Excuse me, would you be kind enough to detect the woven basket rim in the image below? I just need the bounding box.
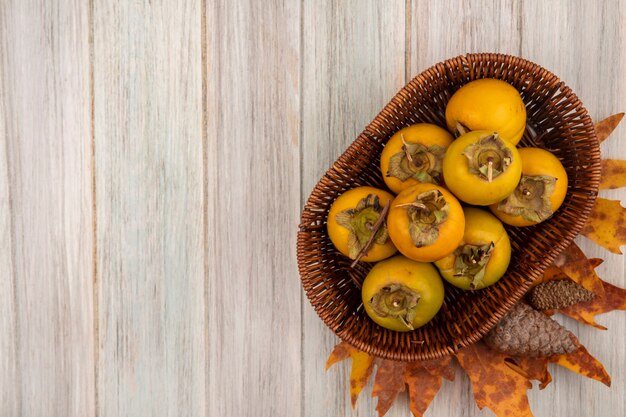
[297,52,600,361]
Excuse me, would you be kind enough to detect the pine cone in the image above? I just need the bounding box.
[528,279,595,310]
[483,303,577,357]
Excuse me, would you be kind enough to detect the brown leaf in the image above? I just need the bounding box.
[560,279,626,330]
[595,113,624,143]
[373,360,406,416]
[420,356,455,381]
[326,341,353,367]
[552,243,605,296]
[326,342,375,407]
[588,258,604,268]
[456,342,534,417]
[405,357,454,417]
[551,342,611,386]
[505,356,552,389]
[581,198,626,254]
[600,159,626,190]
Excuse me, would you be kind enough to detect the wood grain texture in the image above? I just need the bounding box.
[205,1,302,417]
[300,1,406,416]
[410,0,522,76]
[93,1,205,416]
[0,1,94,416]
[0,30,17,416]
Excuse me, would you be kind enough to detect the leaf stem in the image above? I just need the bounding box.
[350,201,391,268]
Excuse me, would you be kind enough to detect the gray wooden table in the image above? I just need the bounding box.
[0,1,624,416]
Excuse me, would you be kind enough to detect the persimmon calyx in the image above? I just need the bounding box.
[498,175,556,222]
[387,135,446,184]
[463,134,512,182]
[335,194,390,259]
[396,190,449,247]
[453,242,495,289]
[368,283,421,330]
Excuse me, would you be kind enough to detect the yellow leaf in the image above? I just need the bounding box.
[456,342,534,417]
[326,342,375,407]
[551,343,611,386]
[581,198,626,254]
[595,113,624,143]
[600,159,626,190]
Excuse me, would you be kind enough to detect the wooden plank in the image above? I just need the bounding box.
[205,1,302,416]
[0,1,94,416]
[300,1,406,416]
[520,1,626,417]
[93,1,205,416]
[410,0,522,77]
[0,38,17,416]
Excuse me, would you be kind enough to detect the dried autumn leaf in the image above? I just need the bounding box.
[326,342,375,407]
[600,159,626,190]
[552,243,604,296]
[505,356,552,389]
[586,258,604,268]
[595,113,624,143]
[551,342,611,386]
[373,360,406,416]
[456,342,533,417]
[404,357,454,417]
[540,258,603,287]
[506,337,612,389]
[581,198,626,254]
[370,356,454,417]
[559,279,626,330]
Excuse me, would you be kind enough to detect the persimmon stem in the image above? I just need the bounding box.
[350,201,391,268]
[401,134,414,165]
[455,121,469,136]
[394,201,428,210]
[487,159,494,183]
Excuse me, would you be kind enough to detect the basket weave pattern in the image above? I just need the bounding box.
[297,53,601,361]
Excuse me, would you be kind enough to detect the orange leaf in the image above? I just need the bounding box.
[456,342,533,417]
[505,356,552,389]
[595,113,624,143]
[581,198,626,254]
[600,159,626,190]
[405,357,454,417]
[559,279,626,330]
[552,243,604,296]
[326,341,353,368]
[540,258,603,287]
[373,360,406,416]
[326,342,375,407]
[532,265,566,288]
[551,343,611,386]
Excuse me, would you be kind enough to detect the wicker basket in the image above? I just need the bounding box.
[297,53,601,361]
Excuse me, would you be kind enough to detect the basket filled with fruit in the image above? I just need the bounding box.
[297,53,601,361]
